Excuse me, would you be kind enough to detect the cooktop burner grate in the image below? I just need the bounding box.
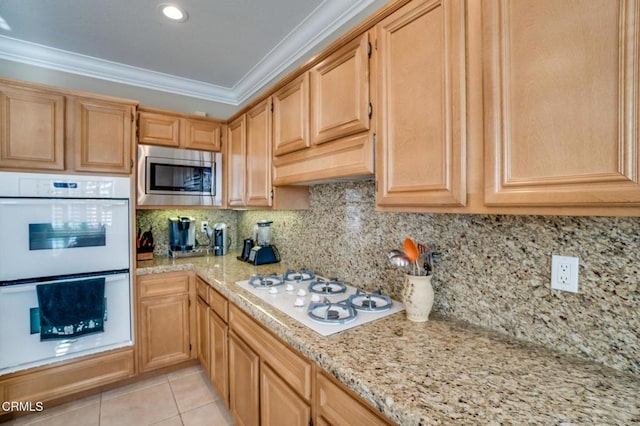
[284,268,316,282]
[307,298,357,324]
[248,273,284,288]
[308,278,347,294]
[348,289,393,312]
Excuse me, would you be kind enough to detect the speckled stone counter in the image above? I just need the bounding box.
[137,254,640,425]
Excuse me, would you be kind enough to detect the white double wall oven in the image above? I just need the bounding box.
[0,172,133,375]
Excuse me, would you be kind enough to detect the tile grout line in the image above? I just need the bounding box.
[98,389,103,426]
[165,373,185,426]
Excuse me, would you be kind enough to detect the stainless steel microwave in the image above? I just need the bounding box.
[137,145,222,206]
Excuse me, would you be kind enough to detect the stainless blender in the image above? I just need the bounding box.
[247,220,280,265]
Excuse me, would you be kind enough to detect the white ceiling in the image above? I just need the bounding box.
[0,0,385,106]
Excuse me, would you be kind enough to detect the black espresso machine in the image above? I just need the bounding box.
[238,220,280,265]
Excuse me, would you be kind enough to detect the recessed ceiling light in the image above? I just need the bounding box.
[159,4,189,22]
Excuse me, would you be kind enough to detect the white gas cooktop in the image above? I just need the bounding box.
[235,274,404,336]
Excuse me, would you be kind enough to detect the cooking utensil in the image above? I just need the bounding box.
[403,238,420,275]
[389,254,410,268]
[387,249,404,259]
[417,243,432,275]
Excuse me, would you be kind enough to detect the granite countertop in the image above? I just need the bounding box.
[137,254,640,425]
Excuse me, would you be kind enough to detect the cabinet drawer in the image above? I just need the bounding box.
[138,272,189,298]
[209,287,228,322]
[229,304,311,401]
[195,276,210,304]
[316,371,391,426]
[0,348,134,403]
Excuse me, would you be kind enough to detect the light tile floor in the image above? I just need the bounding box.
[4,366,234,426]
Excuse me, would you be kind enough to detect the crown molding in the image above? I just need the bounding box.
[0,35,238,104]
[0,0,380,106]
[232,0,381,105]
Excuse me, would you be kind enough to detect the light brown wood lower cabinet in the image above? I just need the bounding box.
[137,272,194,373]
[228,304,312,426]
[260,362,310,426]
[195,276,229,406]
[209,307,229,407]
[316,371,393,426]
[229,331,260,426]
[0,348,134,420]
[194,279,393,425]
[196,296,210,377]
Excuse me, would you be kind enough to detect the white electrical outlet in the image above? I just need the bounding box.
[551,255,579,293]
[200,221,208,233]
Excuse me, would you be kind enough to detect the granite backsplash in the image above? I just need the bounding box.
[238,180,639,377]
[136,180,639,376]
[136,209,239,256]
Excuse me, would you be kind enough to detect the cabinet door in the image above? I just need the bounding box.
[70,97,134,174]
[139,294,191,372]
[227,115,247,207]
[229,332,260,426]
[316,372,391,426]
[484,0,640,206]
[261,362,310,426]
[376,0,467,207]
[273,73,310,156]
[0,84,65,171]
[246,98,273,207]
[209,309,229,407]
[196,297,210,376]
[310,32,370,145]
[138,111,181,147]
[183,118,222,151]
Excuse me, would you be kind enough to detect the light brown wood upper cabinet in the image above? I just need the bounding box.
[138,106,223,152]
[226,99,273,208]
[272,30,374,186]
[483,0,640,207]
[310,32,370,146]
[228,100,309,209]
[273,73,309,156]
[69,96,135,175]
[227,114,247,206]
[0,78,136,175]
[0,83,65,171]
[375,0,467,208]
[138,109,180,147]
[246,98,274,207]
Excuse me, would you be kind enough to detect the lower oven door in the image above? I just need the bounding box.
[0,198,130,282]
[0,271,132,375]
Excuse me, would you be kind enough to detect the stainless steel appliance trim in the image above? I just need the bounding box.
[137,145,222,206]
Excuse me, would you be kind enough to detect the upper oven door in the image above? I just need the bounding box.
[0,198,130,281]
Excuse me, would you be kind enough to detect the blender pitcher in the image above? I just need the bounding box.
[253,220,273,246]
[248,220,280,265]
